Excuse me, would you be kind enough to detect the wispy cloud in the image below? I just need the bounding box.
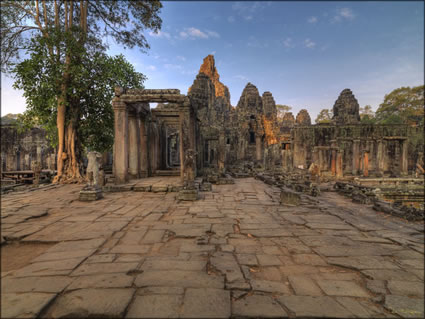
[176,56,186,61]
[332,8,355,23]
[146,65,156,71]
[178,27,220,40]
[247,36,269,48]
[304,38,316,49]
[228,16,235,23]
[234,75,248,81]
[308,16,318,24]
[164,64,183,70]
[232,1,269,21]
[283,37,295,48]
[148,30,171,39]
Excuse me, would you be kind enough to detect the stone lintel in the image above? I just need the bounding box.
[120,94,185,104]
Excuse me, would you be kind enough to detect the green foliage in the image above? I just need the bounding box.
[375,85,424,126]
[359,105,376,124]
[13,33,145,152]
[1,1,162,72]
[315,108,332,124]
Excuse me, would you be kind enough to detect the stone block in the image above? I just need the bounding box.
[280,188,300,205]
[79,188,103,201]
[177,189,199,201]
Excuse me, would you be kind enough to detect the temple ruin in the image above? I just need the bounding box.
[111,55,421,193]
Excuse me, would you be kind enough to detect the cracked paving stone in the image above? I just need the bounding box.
[316,280,370,297]
[384,295,424,318]
[278,295,354,318]
[1,292,56,318]
[134,270,224,288]
[232,294,288,318]
[181,288,230,318]
[44,288,134,318]
[251,279,291,294]
[1,276,72,293]
[126,294,182,318]
[387,280,424,296]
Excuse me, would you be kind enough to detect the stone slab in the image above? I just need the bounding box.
[232,294,287,318]
[1,292,56,318]
[135,270,224,288]
[127,294,182,318]
[181,288,230,318]
[45,288,134,318]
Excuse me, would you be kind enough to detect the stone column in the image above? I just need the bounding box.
[256,136,262,161]
[330,140,337,176]
[352,139,360,175]
[180,108,193,185]
[401,139,408,176]
[128,111,140,179]
[363,151,369,177]
[218,130,226,174]
[376,139,384,175]
[112,98,129,184]
[336,150,343,178]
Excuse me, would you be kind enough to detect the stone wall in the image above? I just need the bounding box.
[0,124,56,172]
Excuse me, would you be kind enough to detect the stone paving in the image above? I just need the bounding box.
[1,178,424,318]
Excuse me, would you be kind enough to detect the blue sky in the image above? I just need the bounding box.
[2,1,424,121]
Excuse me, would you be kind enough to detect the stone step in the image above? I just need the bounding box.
[155,170,180,176]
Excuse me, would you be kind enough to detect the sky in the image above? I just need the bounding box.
[1,1,424,121]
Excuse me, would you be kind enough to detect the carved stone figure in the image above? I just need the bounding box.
[86,151,102,188]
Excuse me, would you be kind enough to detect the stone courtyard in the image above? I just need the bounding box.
[1,177,424,318]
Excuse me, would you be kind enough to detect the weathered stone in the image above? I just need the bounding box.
[45,288,134,318]
[134,270,224,288]
[181,288,230,318]
[2,276,72,293]
[384,295,424,318]
[316,280,370,297]
[288,275,323,296]
[278,295,353,318]
[127,294,182,318]
[232,294,288,318]
[1,292,56,318]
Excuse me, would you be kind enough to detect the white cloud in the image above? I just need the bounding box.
[304,38,316,49]
[308,16,318,24]
[148,30,171,39]
[178,27,220,40]
[232,1,267,21]
[234,75,248,81]
[146,65,156,71]
[228,16,235,23]
[176,56,186,61]
[283,37,295,48]
[332,8,355,22]
[164,64,183,70]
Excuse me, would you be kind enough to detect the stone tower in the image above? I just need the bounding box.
[295,109,311,125]
[332,89,360,125]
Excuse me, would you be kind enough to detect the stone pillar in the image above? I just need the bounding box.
[112,98,129,184]
[218,130,225,174]
[376,139,384,175]
[363,151,369,177]
[180,108,194,185]
[256,136,262,161]
[330,140,337,176]
[336,150,343,178]
[352,139,360,175]
[128,111,140,179]
[401,139,408,176]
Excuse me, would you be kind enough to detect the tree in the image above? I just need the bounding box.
[276,104,292,119]
[375,85,424,126]
[359,105,376,124]
[1,1,162,182]
[315,108,332,124]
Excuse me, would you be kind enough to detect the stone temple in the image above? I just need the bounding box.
[110,55,420,190]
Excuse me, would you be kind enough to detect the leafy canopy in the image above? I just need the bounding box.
[315,108,332,124]
[14,33,145,152]
[375,85,424,126]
